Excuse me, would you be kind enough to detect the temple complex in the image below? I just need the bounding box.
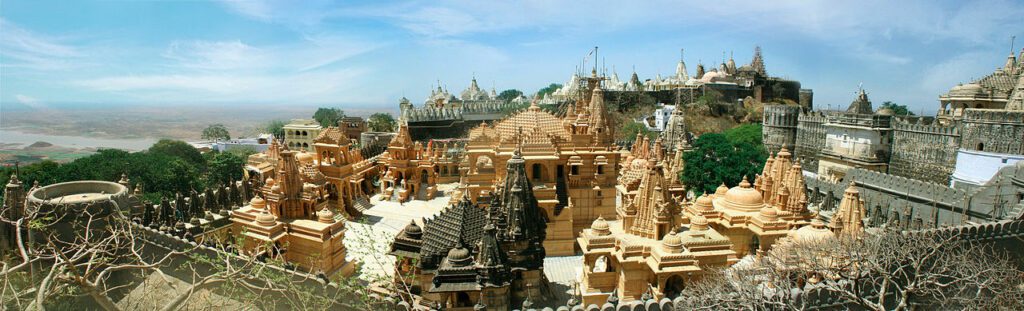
[456,71,620,256]
[389,148,551,310]
[232,123,383,276]
[399,78,529,141]
[231,145,357,276]
[378,123,441,202]
[577,147,817,305]
[764,48,1024,187]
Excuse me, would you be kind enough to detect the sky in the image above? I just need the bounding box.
[1,0,1023,114]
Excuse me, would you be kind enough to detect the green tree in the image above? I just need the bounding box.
[497,89,524,102]
[207,152,246,186]
[149,139,205,168]
[201,124,231,141]
[681,131,767,194]
[263,120,287,139]
[313,107,346,127]
[881,101,915,116]
[367,113,397,132]
[536,83,562,98]
[723,124,765,150]
[620,121,656,143]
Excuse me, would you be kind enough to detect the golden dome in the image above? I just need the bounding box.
[714,183,729,196]
[591,216,611,235]
[721,176,765,211]
[265,177,276,187]
[255,208,277,226]
[792,218,835,243]
[693,193,714,212]
[661,231,683,253]
[296,151,315,163]
[250,195,266,209]
[690,215,709,231]
[317,207,335,223]
[270,183,282,193]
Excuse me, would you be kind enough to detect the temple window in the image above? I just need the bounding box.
[532,163,543,181]
[597,165,604,175]
[570,166,579,176]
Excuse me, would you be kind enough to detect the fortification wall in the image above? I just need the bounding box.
[889,120,960,184]
[960,109,1024,154]
[794,112,829,172]
[807,163,1024,229]
[762,105,802,152]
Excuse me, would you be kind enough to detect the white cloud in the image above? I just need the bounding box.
[162,40,265,70]
[0,18,85,70]
[919,51,996,94]
[14,94,47,109]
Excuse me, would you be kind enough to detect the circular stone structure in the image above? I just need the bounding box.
[28,181,129,219]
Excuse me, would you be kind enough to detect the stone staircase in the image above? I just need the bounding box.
[351,196,373,215]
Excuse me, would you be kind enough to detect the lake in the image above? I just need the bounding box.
[0,129,159,151]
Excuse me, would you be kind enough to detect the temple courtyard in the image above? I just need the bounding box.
[344,182,582,305]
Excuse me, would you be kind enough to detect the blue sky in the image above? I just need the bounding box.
[2,0,1022,114]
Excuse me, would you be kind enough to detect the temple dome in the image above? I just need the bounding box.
[792,219,835,243]
[265,177,276,187]
[591,216,611,235]
[446,245,473,267]
[949,83,984,97]
[690,215,709,231]
[721,176,764,211]
[714,183,729,196]
[255,208,277,226]
[661,232,683,253]
[759,206,778,219]
[296,151,315,164]
[404,221,422,239]
[317,207,335,223]
[250,195,266,209]
[693,194,714,212]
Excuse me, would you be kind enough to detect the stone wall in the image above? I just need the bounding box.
[794,112,830,172]
[889,119,960,184]
[960,109,1024,154]
[806,164,1024,229]
[762,105,802,152]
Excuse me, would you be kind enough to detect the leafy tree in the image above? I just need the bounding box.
[881,101,915,116]
[497,89,524,102]
[723,124,765,151]
[367,113,397,132]
[148,139,205,169]
[536,83,562,98]
[207,152,246,186]
[263,119,287,139]
[313,107,346,127]
[681,131,767,194]
[620,121,656,143]
[201,124,231,141]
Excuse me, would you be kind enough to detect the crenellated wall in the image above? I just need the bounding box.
[889,118,961,184]
[806,164,1024,229]
[960,109,1024,154]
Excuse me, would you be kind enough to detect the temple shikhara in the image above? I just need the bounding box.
[455,70,621,256]
[231,125,380,277]
[390,148,551,309]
